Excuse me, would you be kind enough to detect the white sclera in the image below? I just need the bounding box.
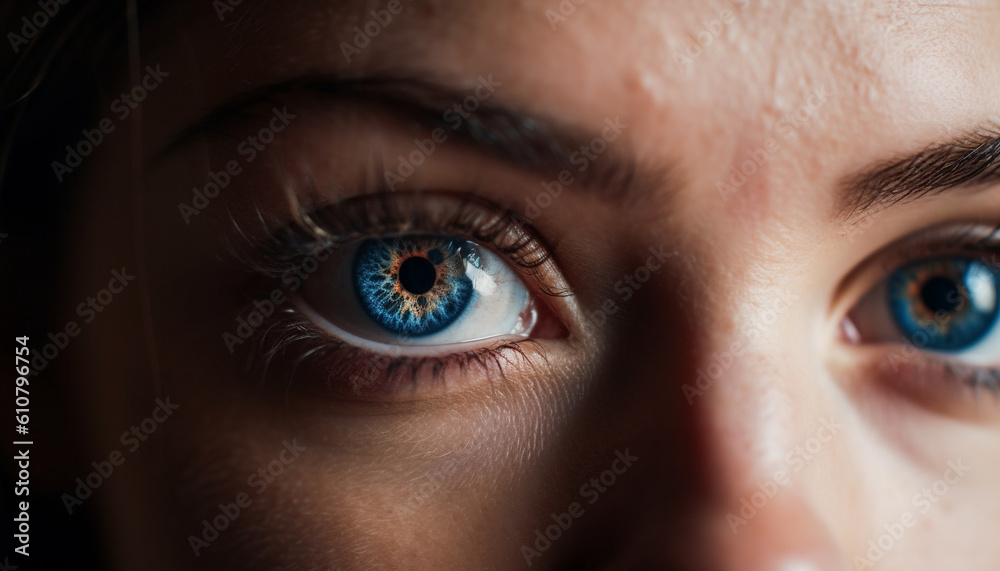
[298,239,535,356]
[942,263,1000,365]
[847,259,1000,366]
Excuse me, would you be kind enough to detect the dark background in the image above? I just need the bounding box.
[1,2,154,569]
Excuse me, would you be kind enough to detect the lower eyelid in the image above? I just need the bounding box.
[236,299,553,404]
[291,293,532,358]
[844,345,1000,422]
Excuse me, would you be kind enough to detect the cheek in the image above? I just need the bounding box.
[177,361,581,556]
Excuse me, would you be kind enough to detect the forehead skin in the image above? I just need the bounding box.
[141,0,1000,294]
[146,0,1000,200]
[140,0,1000,328]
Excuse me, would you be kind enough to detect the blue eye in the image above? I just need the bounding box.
[298,233,537,354]
[353,236,475,337]
[886,257,999,351]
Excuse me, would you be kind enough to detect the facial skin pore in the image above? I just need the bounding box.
[67,0,1000,569]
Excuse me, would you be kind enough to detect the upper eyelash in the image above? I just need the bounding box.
[875,222,1000,272]
[224,189,572,298]
[300,191,553,269]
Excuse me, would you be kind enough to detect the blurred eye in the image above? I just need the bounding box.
[298,234,538,353]
[847,255,1000,364]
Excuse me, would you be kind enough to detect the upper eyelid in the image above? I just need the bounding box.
[224,190,573,298]
[846,222,1000,277]
[829,221,1000,323]
[154,76,654,204]
[871,224,1000,273]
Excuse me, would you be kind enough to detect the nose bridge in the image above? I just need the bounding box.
[675,273,849,568]
[577,232,853,567]
[688,282,804,481]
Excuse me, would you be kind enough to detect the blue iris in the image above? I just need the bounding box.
[887,257,1000,351]
[353,236,474,337]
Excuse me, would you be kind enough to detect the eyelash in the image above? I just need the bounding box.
[230,188,567,290]
[942,361,1000,395]
[224,189,564,401]
[871,222,1000,273]
[251,312,542,401]
[230,188,1000,405]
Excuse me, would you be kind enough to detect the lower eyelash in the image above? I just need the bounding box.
[242,305,543,402]
[874,347,1000,415]
[941,360,1000,397]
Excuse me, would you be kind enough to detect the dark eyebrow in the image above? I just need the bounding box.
[841,123,1000,219]
[158,75,655,201]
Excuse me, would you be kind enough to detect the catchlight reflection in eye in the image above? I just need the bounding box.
[887,257,1000,351]
[284,233,541,351]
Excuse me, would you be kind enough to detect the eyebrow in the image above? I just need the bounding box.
[842,124,1000,219]
[159,75,652,201]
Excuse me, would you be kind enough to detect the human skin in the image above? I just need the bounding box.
[65,0,1000,569]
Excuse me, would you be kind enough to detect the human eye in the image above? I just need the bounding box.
[230,190,570,403]
[839,223,1000,415]
[303,233,536,349]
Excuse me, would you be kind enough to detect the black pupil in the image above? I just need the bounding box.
[921,275,961,313]
[398,257,437,295]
